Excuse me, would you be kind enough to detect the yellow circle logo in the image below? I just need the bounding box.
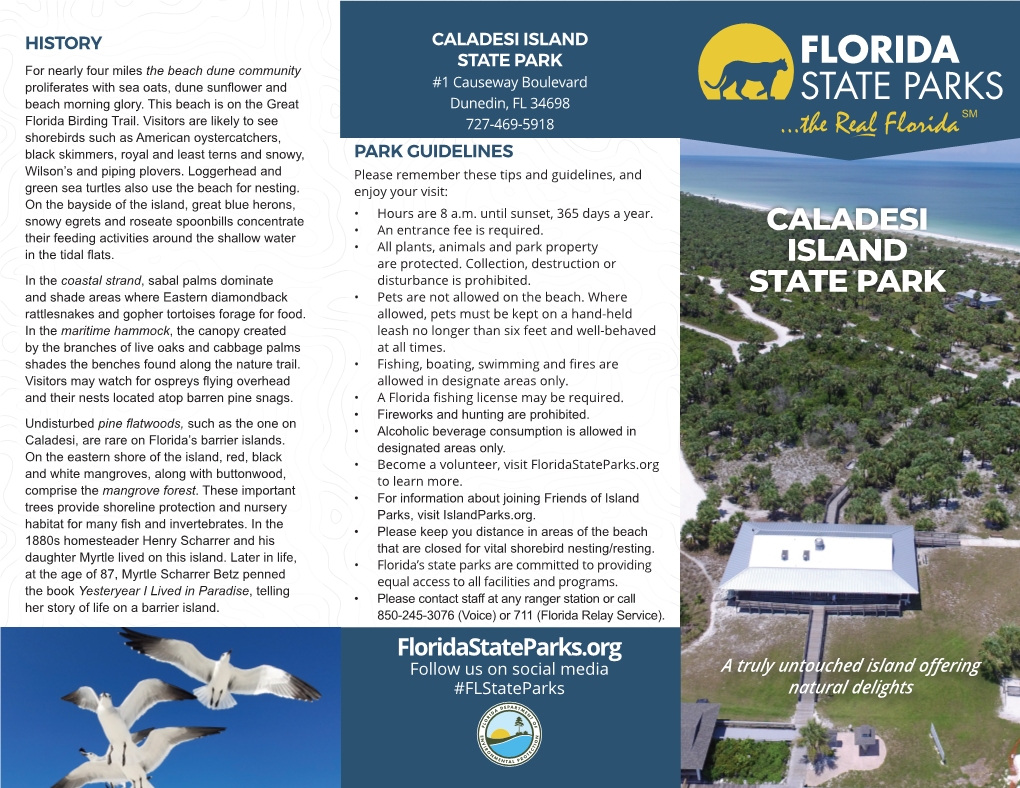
[699,24,794,100]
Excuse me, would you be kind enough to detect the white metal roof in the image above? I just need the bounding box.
[749,534,892,571]
[957,289,1002,303]
[719,522,919,595]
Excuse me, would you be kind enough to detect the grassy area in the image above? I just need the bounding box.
[676,326,732,365]
[820,547,1020,788]
[682,311,778,343]
[681,613,807,721]
[704,739,791,783]
[680,548,1020,786]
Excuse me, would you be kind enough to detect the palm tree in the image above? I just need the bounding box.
[738,342,758,363]
[1007,378,1020,404]
[758,481,783,517]
[748,437,770,461]
[962,470,983,496]
[825,445,844,464]
[896,474,919,512]
[808,474,832,502]
[681,519,703,547]
[942,476,959,505]
[802,502,826,523]
[859,418,882,445]
[724,475,744,501]
[784,482,807,519]
[982,498,1010,530]
[727,511,748,531]
[708,521,735,552]
[696,499,720,530]
[796,720,833,763]
[922,476,945,509]
[745,324,768,348]
[842,495,868,523]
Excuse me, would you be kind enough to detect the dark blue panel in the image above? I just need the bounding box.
[340,2,1020,159]
[341,627,681,784]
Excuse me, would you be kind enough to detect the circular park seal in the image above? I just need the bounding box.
[477,702,542,766]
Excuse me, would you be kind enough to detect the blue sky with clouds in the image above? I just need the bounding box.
[676,137,1020,162]
[1,627,339,788]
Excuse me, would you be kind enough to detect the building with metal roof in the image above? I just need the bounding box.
[720,523,919,605]
[681,701,720,783]
[956,289,1003,309]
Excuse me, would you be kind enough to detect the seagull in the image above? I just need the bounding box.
[62,680,195,766]
[79,731,151,788]
[52,726,224,788]
[120,628,321,709]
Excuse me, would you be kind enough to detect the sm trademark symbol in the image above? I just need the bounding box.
[962,109,978,117]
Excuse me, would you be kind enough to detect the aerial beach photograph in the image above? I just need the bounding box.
[676,139,1020,788]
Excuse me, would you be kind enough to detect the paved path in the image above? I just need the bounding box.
[805,737,887,787]
[677,319,742,360]
[714,725,795,741]
[678,275,803,361]
[706,277,799,350]
[961,536,1020,547]
[678,548,720,654]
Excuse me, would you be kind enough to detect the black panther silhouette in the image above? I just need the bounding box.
[704,59,789,99]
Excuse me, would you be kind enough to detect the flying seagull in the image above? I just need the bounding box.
[120,628,321,709]
[79,731,151,788]
[62,681,195,766]
[52,726,224,788]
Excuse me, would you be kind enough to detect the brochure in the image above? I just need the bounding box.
[1,3,1018,786]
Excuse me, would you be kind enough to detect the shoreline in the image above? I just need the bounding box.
[687,191,1020,257]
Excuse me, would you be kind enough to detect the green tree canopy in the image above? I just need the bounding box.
[978,624,1020,682]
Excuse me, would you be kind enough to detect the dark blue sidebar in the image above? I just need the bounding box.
[341,628,681,784]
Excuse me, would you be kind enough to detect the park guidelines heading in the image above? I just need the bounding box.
[747,205,947,294]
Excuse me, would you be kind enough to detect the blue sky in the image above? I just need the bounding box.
[676,137,1020,163]
[1,628,339,788]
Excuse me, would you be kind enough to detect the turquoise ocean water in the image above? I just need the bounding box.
[677,157,1020,250]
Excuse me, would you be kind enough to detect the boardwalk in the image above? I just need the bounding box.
[914,531,961,547]
[823,485,850,524]
[787,606,827,787]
